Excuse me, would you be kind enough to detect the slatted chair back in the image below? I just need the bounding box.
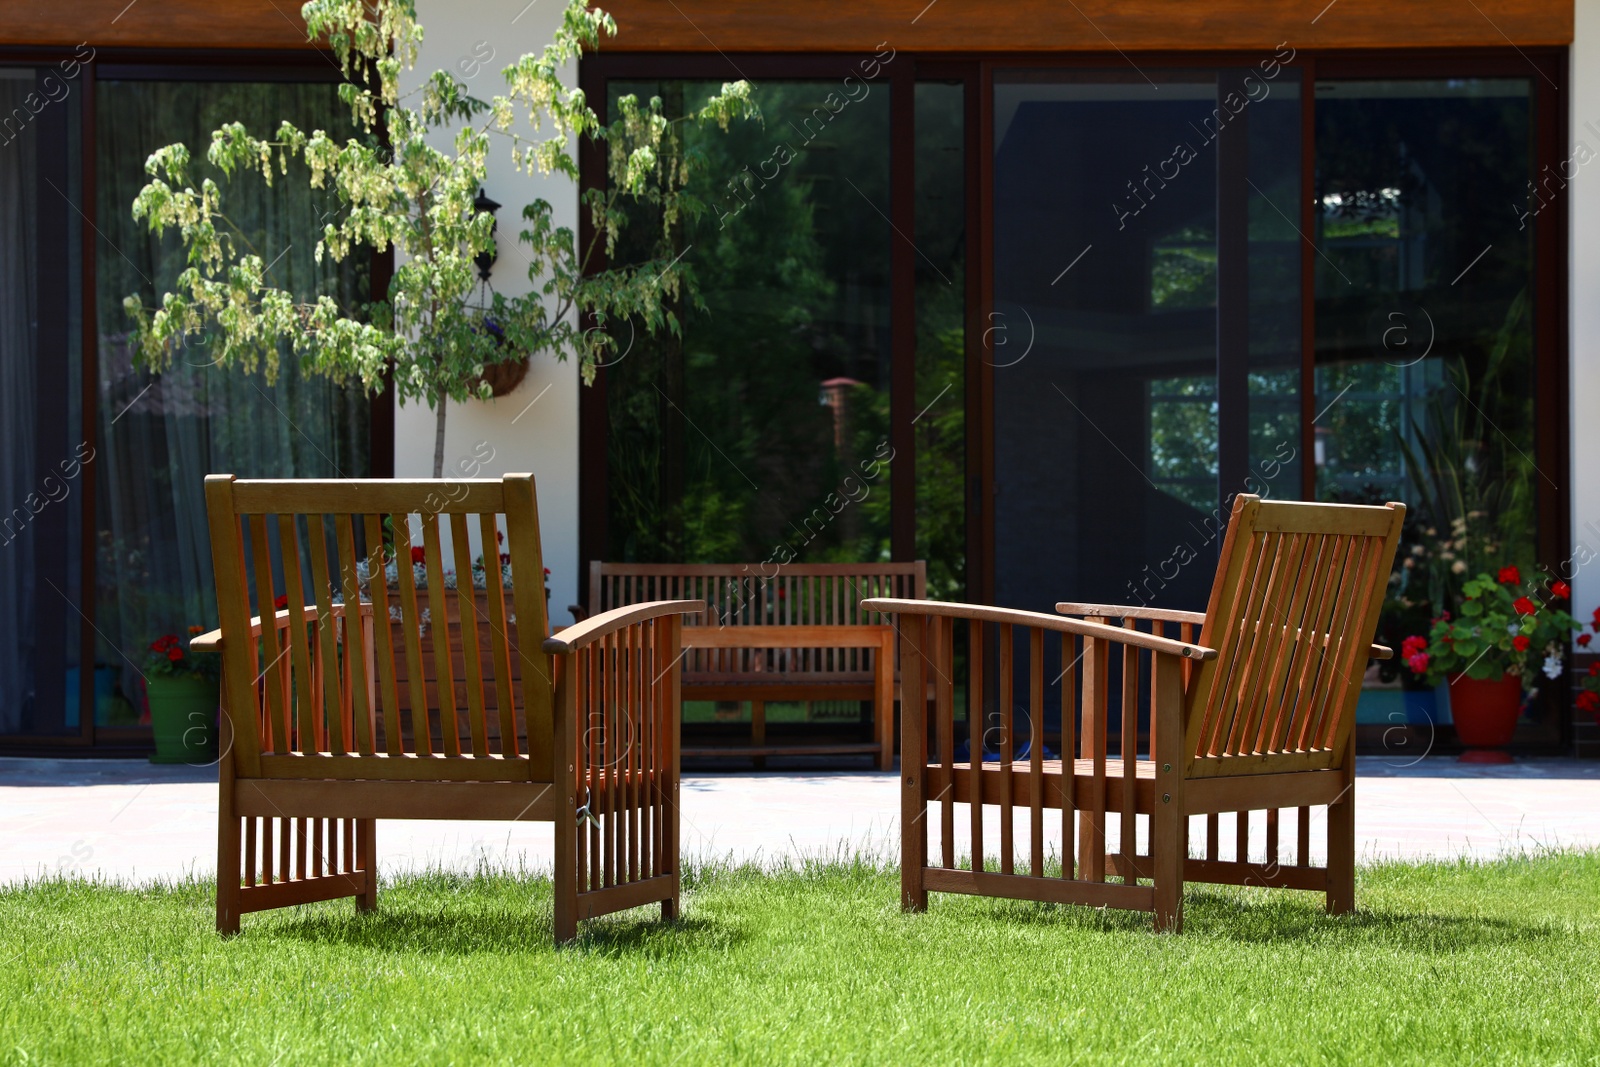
[204,475,554,782]
[1182,495,1405,778]
[587,561,925,683]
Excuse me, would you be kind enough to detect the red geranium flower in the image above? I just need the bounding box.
[1512,635,1531,652]
[273,594,289,610]
[1513,596,1537,616]
[411,546,426,565]
[496,530,504,545]
[499,553,510,566]
[1551,580,1571,600]
[1497,565,1521,585]
[166,648,184,662]
[1407,652,1429,674]
[1401,635,1428,660]
[1589,662,1600,677]
[1579,633,1593,647]
[1578,690,1600,713]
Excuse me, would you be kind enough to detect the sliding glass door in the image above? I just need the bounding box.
[90,76,371,732]
[990,67,1302,616]
[0,66,83,739]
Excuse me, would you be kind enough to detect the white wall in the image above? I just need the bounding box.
[1574,0,1600,625]
[400,0,584,616]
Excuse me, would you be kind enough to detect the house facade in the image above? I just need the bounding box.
[2,0,1596,756]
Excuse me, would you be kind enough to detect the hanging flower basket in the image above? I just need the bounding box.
[471,317,529,398]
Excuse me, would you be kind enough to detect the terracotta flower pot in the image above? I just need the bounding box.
[1447,672,1523,764]
[146,674,219,764]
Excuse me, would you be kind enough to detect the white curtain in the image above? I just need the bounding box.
[92,79,370,726]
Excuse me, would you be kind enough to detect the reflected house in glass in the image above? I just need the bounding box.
[0,0,1594,759]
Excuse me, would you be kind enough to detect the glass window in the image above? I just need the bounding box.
[603,79,893,567]
[93,80,370,729]
[914,81,967,602]
[0,66,84,737]
[1313,78,1536,652]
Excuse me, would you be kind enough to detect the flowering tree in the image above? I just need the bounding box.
[124,0,754,476]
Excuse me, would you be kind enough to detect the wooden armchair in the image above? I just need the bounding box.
[864,494,1404,932]
[195,474,701,940]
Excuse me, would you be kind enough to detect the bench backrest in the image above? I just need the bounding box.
[205,475,553,780]
[589,561,925,682]
[1184,494,1405,777]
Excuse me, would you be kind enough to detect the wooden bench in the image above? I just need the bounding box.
[577,562,926,769]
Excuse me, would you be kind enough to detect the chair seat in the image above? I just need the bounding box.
[949,758,1155,778]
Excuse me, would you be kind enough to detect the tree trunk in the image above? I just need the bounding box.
[433,390,447,479]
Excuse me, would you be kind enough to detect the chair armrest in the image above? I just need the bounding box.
[187,602,374,653]
[862,598,1217,661]
[568,604,589,623]
[1369,643,1393,661]
[542,600,704,654]
[190,627,224,652]
[1055,602,1208,626]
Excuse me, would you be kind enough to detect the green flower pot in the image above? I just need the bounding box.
[147,675,219,764]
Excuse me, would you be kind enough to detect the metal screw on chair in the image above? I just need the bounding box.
[1162,763,1171,773]
[1162,793,1171,804]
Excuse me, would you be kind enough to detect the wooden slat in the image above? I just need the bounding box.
[247,514,291,754]
[1028,627,1044,879]
[576,874,677,920]
[231,479,507,516]
[477,512,519,758]
[256,753,535,782]
[998,622,1013,875]
[421,516,460,757]
[1275,533,1347,753]
[969,619,984,873]
[938,614,955,870]
[922,867,1154,912]
[363,515,403,756]
[335,515,374,756]
[278,515,318,753]
[449,512,489,758]
[1060,632,1075,879]
[304,514,346,756]
[1079,635,1107,882]
[1120,619,1137,886]
[900,614,928,910]
[236,778,556,821]
[390,518,431,756]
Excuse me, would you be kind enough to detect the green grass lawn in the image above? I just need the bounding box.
[3,852,1598,1065]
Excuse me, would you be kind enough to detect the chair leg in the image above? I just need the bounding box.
[216,796,242,935]
[662,875,680,923]
[1326,778,1356,915]
[215,721,241,935]
[1152,801,1184,934]
[356,818,378,913]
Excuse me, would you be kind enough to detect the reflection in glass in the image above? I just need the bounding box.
[1313,79,1536,654]
[915,81,966,602]
[992,73,1220,615]
[604,80,893,566]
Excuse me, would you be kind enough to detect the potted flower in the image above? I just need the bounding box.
[142,625,219,764]
[1403,568,1579,762]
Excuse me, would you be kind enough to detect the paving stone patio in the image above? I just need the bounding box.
[3,756,1598,884]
